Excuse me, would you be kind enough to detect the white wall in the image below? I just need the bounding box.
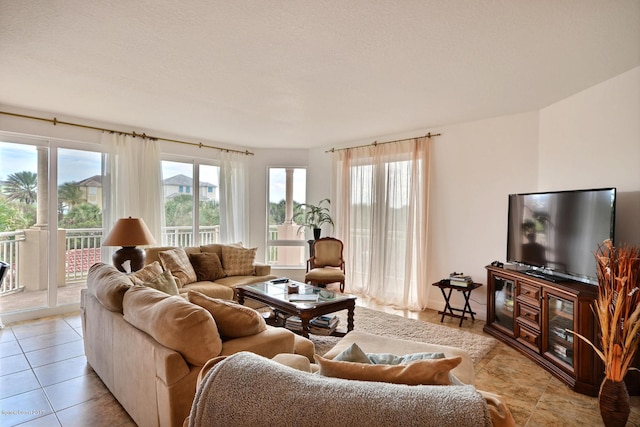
[539,66,640,245]
[425,112,540,316]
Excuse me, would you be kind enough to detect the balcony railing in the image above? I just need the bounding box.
[0,230,24,294]
[0,226,222,295]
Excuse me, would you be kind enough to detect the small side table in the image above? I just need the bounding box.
[432,281,482,327]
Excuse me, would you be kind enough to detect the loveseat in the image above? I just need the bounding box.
[80,262,314,427]
[144,243,276,301]
[188,350,515,427]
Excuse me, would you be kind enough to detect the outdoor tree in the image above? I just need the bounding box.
[199,199,220,226]
[3,171,37,204]
[58,182,83,217]
[269,199,304,225]
[59,203,102,229]
[0,196,30,231]
[165,194,194,226]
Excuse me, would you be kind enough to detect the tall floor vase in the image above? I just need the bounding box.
[599,378,630,427]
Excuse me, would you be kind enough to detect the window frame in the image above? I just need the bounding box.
[266,166,307,267]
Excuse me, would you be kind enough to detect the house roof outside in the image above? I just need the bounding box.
[76,175,102,187]
[163,174,215,188]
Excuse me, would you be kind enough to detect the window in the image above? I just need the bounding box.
[162,161,194,246]
[198,164,220,245]
[161,160,221,247]
[267,167,306,267]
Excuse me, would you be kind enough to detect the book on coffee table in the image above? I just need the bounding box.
[288,293,319,302]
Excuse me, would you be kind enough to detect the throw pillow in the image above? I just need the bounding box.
[368,352,446,365]
[221,245,257,276]
[332,342,446,365]
[333,342,372,364]
[314,354,462,385]
[87,263,132,313]
[123,286,222,365]
[189,252,226,282]
[158,247,197,287]
[143,270,180,296]
[129,261,163,286]
[188,290,266,339]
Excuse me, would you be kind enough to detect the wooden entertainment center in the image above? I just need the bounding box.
[483,265,604,396]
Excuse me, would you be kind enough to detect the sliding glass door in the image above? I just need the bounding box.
[0,137,106,320]
[56,148,102,306]
[0,140,51,315]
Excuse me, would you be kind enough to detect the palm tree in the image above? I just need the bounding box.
[3,171,37,204]
[58,182,83,217]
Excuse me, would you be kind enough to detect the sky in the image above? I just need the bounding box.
[0,142,101,184]
[0,141,306,203]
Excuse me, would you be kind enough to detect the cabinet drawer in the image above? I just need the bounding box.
[517,303,541,328]
[518,282,541,306]
[517,325,540,351]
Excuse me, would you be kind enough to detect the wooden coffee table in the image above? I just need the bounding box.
[237,281,356,338]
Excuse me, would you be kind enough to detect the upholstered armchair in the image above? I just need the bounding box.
[304,237,346,292]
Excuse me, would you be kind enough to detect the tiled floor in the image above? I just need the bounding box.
[0,302,638,426]
[0,282,87,315]
[0,313,134,427]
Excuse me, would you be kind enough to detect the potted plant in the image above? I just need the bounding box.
[296,198,334,240]
[569,240,640,427]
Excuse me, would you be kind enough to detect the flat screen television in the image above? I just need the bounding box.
[506,187,616,285]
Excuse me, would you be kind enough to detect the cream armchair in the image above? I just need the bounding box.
[305,237,346,292]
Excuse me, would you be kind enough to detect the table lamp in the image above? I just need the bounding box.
[102,217,156,272]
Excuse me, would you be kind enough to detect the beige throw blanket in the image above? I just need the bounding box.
[189,352,492,427]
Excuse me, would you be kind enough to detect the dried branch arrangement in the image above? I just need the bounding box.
[571,240,640,381]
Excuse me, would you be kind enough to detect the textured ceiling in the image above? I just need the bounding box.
[1,1,639,149]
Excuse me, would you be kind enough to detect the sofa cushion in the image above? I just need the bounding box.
[188,290,266,339]
[129,261,164,286]
[123,286,222,365]
[199,243,224,258]
[314,354,462,385]
[143,270,180,296]
[158,247,198,287]
[189,252,226,282]
[87,263,132,313]
[179,282,235,300]
[220,246,257,276]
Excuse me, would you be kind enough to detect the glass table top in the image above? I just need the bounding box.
[243,280,353,306]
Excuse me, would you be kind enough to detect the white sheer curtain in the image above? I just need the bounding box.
[332,137,431,309]
[217,150,249,244]
[101,132,164,262]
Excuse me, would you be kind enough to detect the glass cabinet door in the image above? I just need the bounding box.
[493,276,515,333]
[547,294,574,367]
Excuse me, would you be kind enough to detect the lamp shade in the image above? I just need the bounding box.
[102,217,156,273]
[102,217,156,247]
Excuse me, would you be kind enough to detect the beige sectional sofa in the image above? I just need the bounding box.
[144,244,276,301]
[80,262,314,427]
